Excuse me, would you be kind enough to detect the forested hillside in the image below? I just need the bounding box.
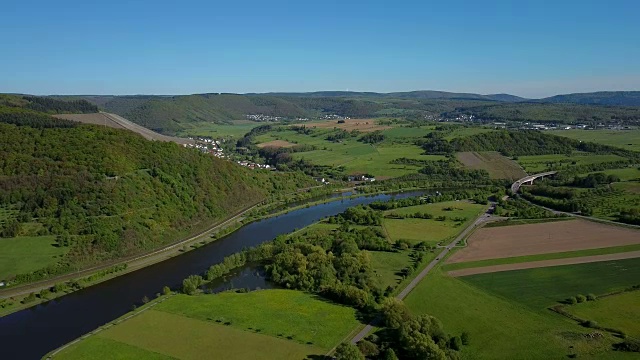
[0,109,312,284]
[419,130,640,158]
[29,92,640,135]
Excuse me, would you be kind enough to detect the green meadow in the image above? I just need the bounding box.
[254,128,446,177]
[0,236,65,281]
[383,201,486,244]
[56,309,321,360]
[404,266,636,359]
[459,258,640,310]
[155,290,360,350]
[567,291,640,339]
[517,153,628,173]
[550,129,640,152]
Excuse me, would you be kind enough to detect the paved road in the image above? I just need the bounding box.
[510,171,557,193]
[350,205,499,344]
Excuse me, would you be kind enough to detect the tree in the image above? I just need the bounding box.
[381,298,411,329]
[357,340,379,357]
[576,294,586,303]
[142,295,150,304]
[586,293,597,301]
[182,275,204,295]
[334,343,364,360]
[162,286,171,295]
[381,348,399,360]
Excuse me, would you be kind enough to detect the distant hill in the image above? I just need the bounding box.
[262,90,528,102]
[541,91,640,106]
[12,90,640,135]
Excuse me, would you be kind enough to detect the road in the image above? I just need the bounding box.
[510,171,557,194]
[350,204,499,344]
[101,112,194,145]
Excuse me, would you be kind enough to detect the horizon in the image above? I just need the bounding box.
[2,0,639,98]
[9,88,640,99]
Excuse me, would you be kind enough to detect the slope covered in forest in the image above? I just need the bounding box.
[0,108,311,285]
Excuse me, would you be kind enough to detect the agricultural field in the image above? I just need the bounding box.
[456,151,526,180]
[55,309,321,360]
[442,127,493,140]
[459,258,640,310]
[446,219,640,264]
[155,290,360,350]
[517,153,628,173]
[256,139,296,148]
[0,236,65,281]
[382,201,487,245]
[613,181,640,194]
[566,291,640,339]
[550,129,640,152]
[404,268,630,359]
[304,118,391,132]
[443,243,640,272]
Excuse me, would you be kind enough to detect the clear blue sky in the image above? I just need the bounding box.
[1,0,638,98]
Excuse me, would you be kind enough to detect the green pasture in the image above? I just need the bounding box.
[177,121,261,139]
[383,201,486,244]
[567,291,640,339]
[517,153,627,173]
[613,181,640,194]
[62,309,322,360]
[53,337,174,360]
[459,258,640,310]
[155,290,359,350]
[583,167,640,182]
[256,128,446,177]
[550,129,640,152]
[404,268,624,359]
[0,236,65,281]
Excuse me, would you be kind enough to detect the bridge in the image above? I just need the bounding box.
[510,171,557,194]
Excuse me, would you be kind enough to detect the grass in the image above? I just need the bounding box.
[404,268,623,359]
[54,337,175,360]
[443,243,640,271]
[381,126,434,139]
[517,153,627,173]
[368,250,415,289]
[155,290,360,350]
[443,127,493,140]
[383,201,486,244]
[567,291,640,339]
[176,121,260,139]
[456,151,526,180]
[483,217,574,227]
[61,309,322,360]
[583,168,640,182]
[550,129,640,152]
[254,128,446,177]
[459,257,640,310]
[613,181,640,194]
[0,236,65,280]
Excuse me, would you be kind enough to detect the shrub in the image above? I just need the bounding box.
[583,320,598,328]
[449,336,462,351]
[461,331,470,345]
[576,294,586,303]
[162,286,171,295]
[357,340,379,357]
[586,293,597,301]
[567,296,578,305]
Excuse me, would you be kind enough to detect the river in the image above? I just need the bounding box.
[0,190,426,359]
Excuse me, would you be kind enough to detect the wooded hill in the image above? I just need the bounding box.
[0,106,312,284]
[41,92,640,135]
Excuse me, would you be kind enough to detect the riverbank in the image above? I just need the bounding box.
[0,186,396,318]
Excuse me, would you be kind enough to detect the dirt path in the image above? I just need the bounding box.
[448,250,640,277]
